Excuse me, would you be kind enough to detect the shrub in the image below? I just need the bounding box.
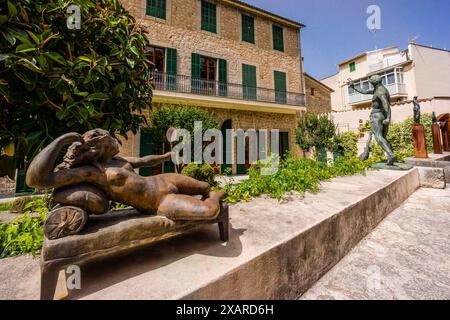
[10,196,33,213]
[223,156,372,203]
[369,114,433,161]
[332,131,359,158]
[296,112,336,152]
[0,0,153,176]
[181,163,217,187]
[0,197,49,258]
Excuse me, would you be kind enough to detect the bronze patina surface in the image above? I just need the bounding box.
[26,129,226,239]
[350,75,397,166]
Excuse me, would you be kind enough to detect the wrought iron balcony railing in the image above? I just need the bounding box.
[152,71,305,107]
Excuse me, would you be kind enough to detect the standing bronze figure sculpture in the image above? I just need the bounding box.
[26,129,226,240]
[413,96,421,124]
[349,75,397,165]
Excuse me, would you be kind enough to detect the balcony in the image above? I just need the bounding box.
[152,71,305,107]
[368,55,408,73]
[348,83,407,105]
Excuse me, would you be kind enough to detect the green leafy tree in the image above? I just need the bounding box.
[0,0,154,177]
[145,105,219,171]
[146,105,219,143]
[295,112,336,151]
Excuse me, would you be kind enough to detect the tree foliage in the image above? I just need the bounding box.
[145,104,219,145]
[295,112,336,151]
[0,0,153,177]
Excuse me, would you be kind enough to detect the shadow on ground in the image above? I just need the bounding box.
[68,223,246,300]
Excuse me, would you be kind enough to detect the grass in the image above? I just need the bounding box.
[0,202,12,212]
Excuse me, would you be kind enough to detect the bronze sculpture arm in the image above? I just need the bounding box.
[380,94,391,124]
[349,81,374,95]
[125,152,172,169]
[26,133,103,190]
[352,86,374,95]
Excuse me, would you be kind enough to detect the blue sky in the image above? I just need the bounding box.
[243,0,450,80]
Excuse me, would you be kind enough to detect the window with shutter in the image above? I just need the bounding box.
[274,71,287,103]
[242,64,257,100]
[242,14,255,44]
[146,0,166,20]
[191,53,202,93]
[218,59,227,97]
[165,48,177,90]
[272,25,284,52]
[201,1,217,33]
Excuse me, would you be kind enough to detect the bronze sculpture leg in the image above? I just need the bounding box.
[162,173,211,196]
[157,191,226,221]
[371,113,396,164]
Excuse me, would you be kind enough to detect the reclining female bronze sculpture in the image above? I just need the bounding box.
[26,129,226,239]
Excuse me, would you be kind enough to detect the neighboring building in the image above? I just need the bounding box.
[120,0,307,175]
[304,73,333,114]
[321,43,450,112]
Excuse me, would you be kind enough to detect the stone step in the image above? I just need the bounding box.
[74,169,419,300]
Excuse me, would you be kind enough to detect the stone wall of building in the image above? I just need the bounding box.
[305,75,332,114]
[205,106,302,156]
[118,104,304,174]
[0,177,15,196]
[121,0,303,94]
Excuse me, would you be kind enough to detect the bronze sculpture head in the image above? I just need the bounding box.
[59,129,120,169]
[368,75,382,86]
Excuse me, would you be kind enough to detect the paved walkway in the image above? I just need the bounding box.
[301,187,450,300]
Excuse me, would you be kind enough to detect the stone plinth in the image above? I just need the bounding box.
[432,124,443,154]
[412,124,428,159]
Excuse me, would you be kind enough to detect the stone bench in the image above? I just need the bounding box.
[40,203,229,300]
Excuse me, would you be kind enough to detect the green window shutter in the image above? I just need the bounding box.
[221,119,232,174]
[191,53,202,93]
[274,71,287,103]
[218,59,227,97]
[201,1,216,33]
[166,48,177,90]
[146,0,166,20]
[272,25,284,52]
[15,168,33,194]
[279,132,290,159]
[242,64,257,100]
[349,62,356,72]
[139,130,154,177]
[242,14,255,43]
[163,143,175,173]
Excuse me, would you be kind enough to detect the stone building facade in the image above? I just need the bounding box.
[0,177,15,196]
[119,0,307,174]
[304,73,333,114]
